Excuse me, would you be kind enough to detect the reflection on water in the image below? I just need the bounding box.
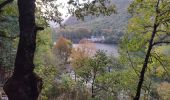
[73,43,119,57]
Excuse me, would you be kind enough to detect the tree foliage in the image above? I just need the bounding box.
[34,28,58,100]
[53,36,72,65]
[121,0,170,99]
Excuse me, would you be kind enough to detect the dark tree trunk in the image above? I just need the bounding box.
[91,74,96,98]
[134,0,160,99]
[134,23,158,100]
[3,0,42,100]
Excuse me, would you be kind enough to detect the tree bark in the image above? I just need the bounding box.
[91,74,96,98]
[133,22,158,100]
[134,0,160,99]
[3,0,42,100]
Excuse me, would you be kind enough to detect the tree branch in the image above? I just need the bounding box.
[0,34,19,39]
[151,53,169,76]
[0,0,14,10]
[35,26,44,31]
[126,50,140,77]
[155,32,170,42]
[159,9,170,16]
[156,30,168,33]
[152,41,170,46]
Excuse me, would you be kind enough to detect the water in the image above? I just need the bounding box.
[73,43,119,57]
[95,43,119,56]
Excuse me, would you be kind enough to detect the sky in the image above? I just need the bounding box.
[48,0,71,27]
[56,0,70,20]
[49,0,94,27]
[57,0,93,18]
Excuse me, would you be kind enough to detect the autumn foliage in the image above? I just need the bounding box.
[53,36,72,64]
[70,39,96,69]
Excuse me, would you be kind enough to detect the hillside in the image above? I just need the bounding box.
[53,0,132,43]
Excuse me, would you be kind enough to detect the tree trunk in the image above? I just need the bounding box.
[74,72,77,82]
[134,23,158,100]
[91,74,96,98]
[134,0,160,99]
[3,0,42,100]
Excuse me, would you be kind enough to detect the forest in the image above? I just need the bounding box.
[0,0,170,100]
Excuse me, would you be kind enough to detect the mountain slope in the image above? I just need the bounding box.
[54,0,132,43]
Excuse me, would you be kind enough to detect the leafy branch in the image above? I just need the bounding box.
[152,41,170,46]
[0,0,14,10]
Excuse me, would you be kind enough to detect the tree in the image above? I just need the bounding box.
[126,0,170,99]
[96,69,138,99]
[89,50,110,98]
[34,28,58,100]
[157,82,170,100]
[3,0,43,99]
[71,50,110,98]
[53,36,72,65]
[0,0,19,84]
[36,0,116,23]
[0,0,13,10]
[71,39,96,62]
[70,39,96,81]
[0,0,116,99]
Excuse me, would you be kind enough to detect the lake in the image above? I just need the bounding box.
[73,43,119,57]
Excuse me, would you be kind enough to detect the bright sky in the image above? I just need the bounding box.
[57,0,70,20]
[48,0,70,27]
[57,0,93,20]
[49,0,93,27]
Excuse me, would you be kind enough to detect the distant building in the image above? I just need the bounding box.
[87,36,105,42]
